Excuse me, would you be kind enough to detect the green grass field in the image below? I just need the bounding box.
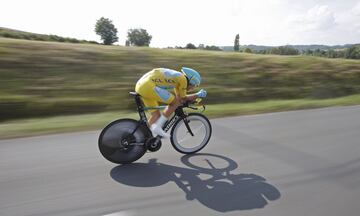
[2,94,360,139]
[1,37,360,138]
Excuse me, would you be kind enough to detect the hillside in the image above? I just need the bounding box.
[1,37,360,121]
[0,27,98,44]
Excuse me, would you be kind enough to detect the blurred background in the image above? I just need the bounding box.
[0,0,360,138]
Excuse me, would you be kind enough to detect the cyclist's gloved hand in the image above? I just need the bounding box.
[196,89,207,98]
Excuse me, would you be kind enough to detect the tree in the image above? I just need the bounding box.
[185,43,196,49]
[244,47,252,53]
[204,45,222,51]
[345,45,360,59]
[234,34,240,51]
[127,28,152,46]
[305,49,314,55]
[125,40,130,46]
[95,17,118,45]
[327,49,336,58]
[267,46,299,55]
[279,46,299,55]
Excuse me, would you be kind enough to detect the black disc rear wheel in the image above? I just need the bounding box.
[98,119,149,164]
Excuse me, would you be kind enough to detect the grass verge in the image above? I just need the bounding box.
[1,37,360,121]
[1,94,360,140]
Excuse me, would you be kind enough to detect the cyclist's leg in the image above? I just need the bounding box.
[148,110,160,125]
[139,96,160,125]
[153,86,177,116]
[163,96,181,118]
[136,82,161,125]
[151,87,177,137]
[153,86,175,118]
[136,85,176,138]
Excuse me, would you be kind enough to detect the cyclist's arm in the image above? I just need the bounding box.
[183,94,197,102]
[175,76,189,103]
[175,75,204,103]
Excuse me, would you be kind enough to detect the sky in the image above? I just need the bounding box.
[1,0,360,47]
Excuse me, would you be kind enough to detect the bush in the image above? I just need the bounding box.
[244,48,252,53]
[204,45,222,51]
[267,46,299,55]
[185,43,197,49]
[345,45,360,59]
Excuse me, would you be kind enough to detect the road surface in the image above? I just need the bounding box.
[1,106,360,216]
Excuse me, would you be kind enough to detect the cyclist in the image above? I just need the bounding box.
[135,67,207,138]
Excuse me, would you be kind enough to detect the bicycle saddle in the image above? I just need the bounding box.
[129,92,140,96]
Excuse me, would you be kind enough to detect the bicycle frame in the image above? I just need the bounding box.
[98,93,211,164]
[129,93,193,140]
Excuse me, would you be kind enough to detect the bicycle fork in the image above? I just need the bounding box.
[183,117,194,136]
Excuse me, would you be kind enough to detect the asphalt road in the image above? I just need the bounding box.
[1,106,360,216]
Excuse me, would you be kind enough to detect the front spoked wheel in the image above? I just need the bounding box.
[170,113,212,154]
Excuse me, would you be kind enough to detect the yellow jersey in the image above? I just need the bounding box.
[136,68,187,97]
[135,68,188,108]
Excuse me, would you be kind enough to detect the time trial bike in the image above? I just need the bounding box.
[98,92,212,164]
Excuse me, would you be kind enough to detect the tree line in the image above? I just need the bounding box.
[95,17,152,46]
[303,46,360,59]
[231,34,360,60]
[167,43,222,51]
[248,45,360,59]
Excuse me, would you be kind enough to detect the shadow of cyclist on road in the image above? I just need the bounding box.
[110,153,280,212]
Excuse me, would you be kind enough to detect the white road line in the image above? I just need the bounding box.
[103,210,135,216]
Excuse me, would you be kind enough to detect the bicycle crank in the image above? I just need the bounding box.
[145,137,162,152]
